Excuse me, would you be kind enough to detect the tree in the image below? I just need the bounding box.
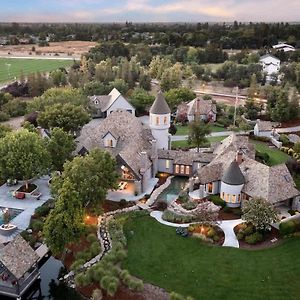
[27,87,89,113]
[37,103,91,133]
[244,98,260,120]
[164,87,196,111]
[160,63,182,91]
[46,128,75,171]
[0,129,50,188]
[128,88,154,115]
[50,69,67,87]
[0,92,13,109]
[51,149,118,207]
[242,197,279,231]
[289,88,300,120]
[293,142,300,154]
[188,120,211,152]
[43,180,84,255]
[169,123,177,135]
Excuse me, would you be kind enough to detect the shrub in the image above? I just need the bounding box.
[30,219,44,232]
[256,151,270,164]
[75,273,91,286]
[236,232,244,240]
[207,228,216,238]
[90,241,101,256]
[243,224,254,236]
[182,201,197,210]
[0,111,10,122]
[212,235,220,242]
[209,195,226,208]
[279,220,296,236]
[87,233,98,243]
[34,205,50,218]
[245,232,263,244]
[2,99,27,117]
[279,134,290,146]
[71,259,85,271]
[288,148,294,156]
[155,201,168,211]
[119,199,127,207]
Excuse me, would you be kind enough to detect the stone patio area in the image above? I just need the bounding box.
[0,176,51,243]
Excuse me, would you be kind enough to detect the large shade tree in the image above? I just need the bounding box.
[43,180,84,255]
[0,129,50,188]
[188,120,211,152]
[37,103,91,133]
[242,197,279,231]
[46,127,76,171]
[51,149,119,207]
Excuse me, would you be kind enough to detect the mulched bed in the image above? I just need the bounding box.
[218,209,241,220]
[279,118,300,128]
[77,282,169,300]
[17,183,37,193]
[102,200,135,213]
[237,227,281,250]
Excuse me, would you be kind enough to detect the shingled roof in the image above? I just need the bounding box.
[150,91,171,114]
[187,97,217,116]
[76,110,153,179]
[256,120,273,132]
[222,161,245,185]
[0,235,38,280]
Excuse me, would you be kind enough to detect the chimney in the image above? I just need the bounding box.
[195,98,201,121]
[140,151,148,174]
[151,140,158,158]
[236,149,243,164]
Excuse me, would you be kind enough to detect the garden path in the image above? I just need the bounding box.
[150,210,242,248]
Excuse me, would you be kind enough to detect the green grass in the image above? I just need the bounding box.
[172,135,227,149]
[0,58,75,83]
[251,140,290,166]
[175,124,227,136]
[123,215,300,300]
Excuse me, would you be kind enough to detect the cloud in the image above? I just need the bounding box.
[1,0,300,22]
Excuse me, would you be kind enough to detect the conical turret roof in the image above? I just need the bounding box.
[150,91,171,115]
[222,161,245,185]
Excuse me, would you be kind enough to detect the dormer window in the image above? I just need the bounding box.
[103,132,117,148]
[106,139,113,147]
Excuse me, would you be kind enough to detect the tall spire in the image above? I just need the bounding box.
[150,91,171,115]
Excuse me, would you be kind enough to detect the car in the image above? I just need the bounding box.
[118,181,128,190]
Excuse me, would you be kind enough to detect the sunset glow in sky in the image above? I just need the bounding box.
[1,0,299,22]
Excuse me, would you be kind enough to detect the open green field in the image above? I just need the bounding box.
[251,140,289,166]
[124,215,300,300]
[0,58,75,83]
[175,124,227,136]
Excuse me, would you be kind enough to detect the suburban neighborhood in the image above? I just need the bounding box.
[0,3,300,300]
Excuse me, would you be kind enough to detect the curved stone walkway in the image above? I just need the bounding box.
[150,210,242,248]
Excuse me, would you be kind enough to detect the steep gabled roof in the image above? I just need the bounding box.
[150,91,171,115]
[187,98,217,116]
[0,235,38,280]
[222,161,245,185]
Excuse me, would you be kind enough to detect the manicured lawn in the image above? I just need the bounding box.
[123,215,300,300]
[172,135,227,149]
[0,58,75,83]
[175,124,227,136]
[251,140,289,166]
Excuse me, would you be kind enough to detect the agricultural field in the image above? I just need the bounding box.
[0,58,75,84]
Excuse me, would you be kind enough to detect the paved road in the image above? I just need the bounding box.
[276,126,300,133]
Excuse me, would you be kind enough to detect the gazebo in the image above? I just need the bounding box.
[0,235,39,299]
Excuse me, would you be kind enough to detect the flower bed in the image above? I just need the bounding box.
[188,223,224,245]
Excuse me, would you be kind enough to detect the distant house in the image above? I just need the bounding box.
[0,235,39,299]
[273,43,295,52]
[176,97,217,123]
[89,88,135,118]
[259,54,281,82]
[254,120,274,138]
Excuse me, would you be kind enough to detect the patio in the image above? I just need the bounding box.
[107,178,158,202]
[0,176,51,244]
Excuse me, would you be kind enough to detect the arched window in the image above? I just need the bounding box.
[164,116,167,124]
[156,116,159,125]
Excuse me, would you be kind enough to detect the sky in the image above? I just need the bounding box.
[0,0,300,23]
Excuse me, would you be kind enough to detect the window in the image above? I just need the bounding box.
[197,163,201,169]
[207,182,213,193]
[180,165,185,174]
[164,116,167,124]
[175,165,180,173]
[156,116,159,125]
[225,193,230,202]
[165,160,170,169]
[185,166,190,175]
[221,192,225,199]
[238,194,241,202]
[232,195,236,203]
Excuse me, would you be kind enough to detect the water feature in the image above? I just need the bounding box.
[0,207,23,225]
[156,177,187,203]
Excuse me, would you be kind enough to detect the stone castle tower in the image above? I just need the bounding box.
[149,91,171,150]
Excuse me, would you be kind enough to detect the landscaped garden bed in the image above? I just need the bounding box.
[123,213,300,300]
[17,183,38,193]
[234,223,280,249]
[188,223,224,245]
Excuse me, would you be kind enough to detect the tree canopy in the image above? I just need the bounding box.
[0,129,50,181]
[51,149,118,207]
[37,103,91,132]
[242,197,279,231]
[188,120,211,152]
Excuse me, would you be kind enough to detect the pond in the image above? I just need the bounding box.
[156,176,188,203]
[0,207,23,225]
